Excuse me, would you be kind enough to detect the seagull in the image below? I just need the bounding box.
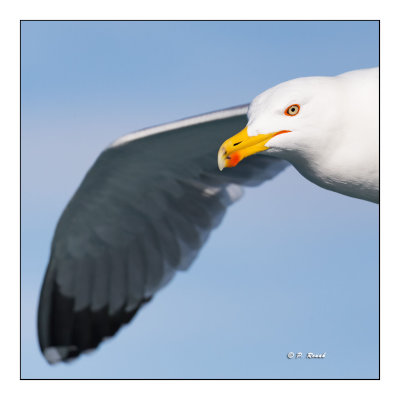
[38,67,379,364]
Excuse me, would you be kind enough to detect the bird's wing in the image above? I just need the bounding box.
[38,105,289,363]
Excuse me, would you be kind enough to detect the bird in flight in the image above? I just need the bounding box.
[38,67,378,363]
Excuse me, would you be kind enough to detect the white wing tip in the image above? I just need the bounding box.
[43,347,63,364]
[225,184,244,203]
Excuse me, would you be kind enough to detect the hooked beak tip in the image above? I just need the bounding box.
[217,148,226,171]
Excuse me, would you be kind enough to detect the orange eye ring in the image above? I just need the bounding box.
[284,104,300,116]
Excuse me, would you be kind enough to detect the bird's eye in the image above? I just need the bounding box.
[285,104,300,116]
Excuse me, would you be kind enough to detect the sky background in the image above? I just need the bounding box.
[21,21,379,379]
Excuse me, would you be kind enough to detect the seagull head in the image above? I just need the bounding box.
[218,76,341,171]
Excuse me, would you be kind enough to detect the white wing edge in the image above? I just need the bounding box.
[109,104,249,148]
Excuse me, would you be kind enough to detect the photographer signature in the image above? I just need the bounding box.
[287,352,326,359]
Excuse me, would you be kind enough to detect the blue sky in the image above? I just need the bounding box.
[21,21,379,379]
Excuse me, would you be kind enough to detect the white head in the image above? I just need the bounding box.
[217,68,379,203]
[218,75,343,170]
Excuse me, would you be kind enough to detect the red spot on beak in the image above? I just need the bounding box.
[227,151,242,167]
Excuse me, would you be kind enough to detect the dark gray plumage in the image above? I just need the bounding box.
[38,105,288,363]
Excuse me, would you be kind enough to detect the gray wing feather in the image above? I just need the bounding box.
[38,106,288,363]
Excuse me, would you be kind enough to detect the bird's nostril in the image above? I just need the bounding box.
[233,141,242,146]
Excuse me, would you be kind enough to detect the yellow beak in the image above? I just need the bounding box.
[217,126,290,170]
